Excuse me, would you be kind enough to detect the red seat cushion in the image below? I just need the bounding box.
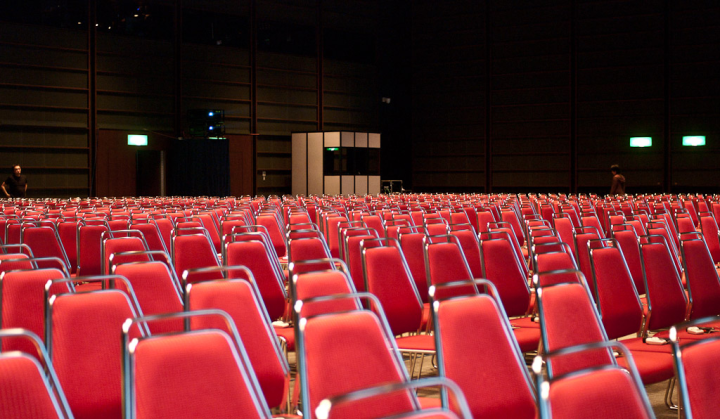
[617,352,674,385]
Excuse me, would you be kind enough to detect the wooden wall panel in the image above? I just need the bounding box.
[0,22,89,197]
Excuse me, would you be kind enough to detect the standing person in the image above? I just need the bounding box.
[2,165,28,198]
[610,164,625,195]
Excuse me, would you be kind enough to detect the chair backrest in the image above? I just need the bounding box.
[638,235,688,335]
[291,269,359,319]
[670,318,720,419]
[77,222,110,276]
[449,226,483,278]
[102,232,150,274]
[478,236,531,317]
[47,288,143,419]
[699,214,720,264]
[113,260,184,334]
[610,226,645,294]
[295,295,417,419]
[0,329,74,419]
[287,236,334,275]
[223,239,287,321]
[130,222,168,253]
[431,280,537,419]
[500,208,525,246]
[424,236,477,300]
[362,239,423,336]
[257,213,287,258]
[573,226,602,293]
[536,281,613,376]
[588,240,644,340]
[1,268,70,355]
[680,234,720,319]
[20,225,71,271]
[186,275,289,410]
[172,228,222,284]
[534,341,655,419]
[399,231,430,303]
[124,311,272,419]
[552,215,576,258]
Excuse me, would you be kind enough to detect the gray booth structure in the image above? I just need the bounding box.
[292,131,381,196]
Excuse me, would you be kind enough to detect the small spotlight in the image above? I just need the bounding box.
[77,22,82,25]
[209,126,214,131]
[208,111,214,117]
[95,23,98,27]
[134,14,139,17]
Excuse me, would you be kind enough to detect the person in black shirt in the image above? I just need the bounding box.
[2,165,28,198]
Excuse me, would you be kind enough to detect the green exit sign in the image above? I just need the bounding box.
[630,137,652,148]
[682,136,706,146]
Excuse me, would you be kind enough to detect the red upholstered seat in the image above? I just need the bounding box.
[171,227,222,284]
[431,280,538,419]
[187,277,289,410]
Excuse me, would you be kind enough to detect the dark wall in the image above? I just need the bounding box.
[410,0,720,194]
[0,0,380,198]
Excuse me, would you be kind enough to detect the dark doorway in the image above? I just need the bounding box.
[136,150,164,196]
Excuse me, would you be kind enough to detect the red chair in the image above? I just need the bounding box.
[0,329,74,419]
[101,230,150,274]
[1,267,70,356]
[77,220,110,276]
[20,224,71,271]
[698,213,720,264]
[399,231,431,303]
[533,341,655,419]
[287,236,334,275]
[680,233,720,320]
[573,226,602,294]
[257,212,287,258]
[362,239,434,376]
[112,258,184,334]
[610,224,646,294]
[46,279,144,419]
[295,292,471,419]
[122,310,274,419]
[171,227,222,284]
[223,237,287,322]
[430,279,538,419]
[449,224,482,278]
[185,271,291,412]
[670,317,720,419]
[424,235,477,300]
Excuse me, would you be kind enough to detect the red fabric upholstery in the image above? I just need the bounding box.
[535,253,577,284]
[78,224,109,276]
[130,223,167,252]
[501,210,525,247]
[133,331,266,419]
[362,215,385,239]
[437,296,537,419]
[303,311,416,419]
[51,290,140,419]
[196,213,222,252]
[552,218,575,258]
[548,369,652,419]
[640,242,687,331]
[682,238,720,319]
[540,284,614,376]
[173,234,221,283]
[1,269,68,355]
[574,232,600,293]
[480,239,531,317]
[104,237,148,274]
[0,354,66,418]
[188,280,286,409]
[113,262,184,334]
[257,213,287,258]
[700,215,720,264]
[400,233,430,303]
[152,219,174,252]
[450,229,482,278]
[0,253,33,274]
[295,271,357,318]
[288,238,333,275]
[475,211,496,234]
[678,338,720,418]
[426,242,475,300]
[22,226,69,270]
[591,247,643,339]
[346,234,379,293]
[364,246,423,335]
[225,240,287,321]
[613,230,645,294]
[616,353,675,384]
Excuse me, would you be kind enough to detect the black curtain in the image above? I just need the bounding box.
[168,139,230,196]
